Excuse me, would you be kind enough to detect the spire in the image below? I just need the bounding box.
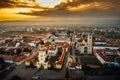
[81,40,87,45]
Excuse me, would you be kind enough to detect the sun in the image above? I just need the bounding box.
[37,0,62,8]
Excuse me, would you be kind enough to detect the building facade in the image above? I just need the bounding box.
[76,33,92,54]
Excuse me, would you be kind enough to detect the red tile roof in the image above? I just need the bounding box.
[94,49,117,53]
[81,40,87,45]
[58,49,66,64]
[14,55,26,62]
[44,41,51,47]
[19,33,50,39]
[26,52,39,62]
[70,62,80,67]
[55,42,64,45]
[94,49,117,62]
[63,42,69,48]
[8,42,16,46]
[0,54,17,61]
[34,38,40,43]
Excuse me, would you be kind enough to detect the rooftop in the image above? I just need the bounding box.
[94,49,120,63]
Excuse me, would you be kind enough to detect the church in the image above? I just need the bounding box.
[76,33,92,54]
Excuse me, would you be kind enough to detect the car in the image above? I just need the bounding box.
[69,67,75,70]
[75,66,82,70]
[32,76,39,79]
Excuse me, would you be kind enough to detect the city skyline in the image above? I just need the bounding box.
[0,0,120,24]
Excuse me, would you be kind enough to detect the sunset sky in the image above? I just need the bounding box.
[0,0,120,24]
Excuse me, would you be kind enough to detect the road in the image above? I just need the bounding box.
[69,43,81,63]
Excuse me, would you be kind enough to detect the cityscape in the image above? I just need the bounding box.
[0,25,120,80]
[0,0,120,80]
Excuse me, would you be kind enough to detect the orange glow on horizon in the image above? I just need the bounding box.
[0,8,43,21]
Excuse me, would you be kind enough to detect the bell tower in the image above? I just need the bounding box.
[87,33,92,54]
[39,40,45,51]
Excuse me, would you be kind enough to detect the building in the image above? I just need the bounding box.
[47,39,58,56]
[0,54,26,65]
[36,50,48,69]
[93,49,120,67]
[76,33,92,54]
[37,40,48,69]
[25,39,69,69]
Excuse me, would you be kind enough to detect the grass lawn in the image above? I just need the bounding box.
[80,55,101,66]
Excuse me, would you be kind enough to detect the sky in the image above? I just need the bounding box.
[0,0,120,24]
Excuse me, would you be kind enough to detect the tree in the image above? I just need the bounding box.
[16,49,21,55]
[0,57,6,70]
[9,75,22,80]
[23,48,31,52]
[65,68,69,78]
[0,57,5,64]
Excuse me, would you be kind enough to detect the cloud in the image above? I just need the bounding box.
[0,0,44,8]
[54,0,93,10]
[19,8,120,19]
[55,0,120,10]
[0,0,119,9]
[18,0,120,18]
[0,0,120,20]
[0,0,16,8]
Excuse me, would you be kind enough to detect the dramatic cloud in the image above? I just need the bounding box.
[0,0,17,8]
[0,0,120,21]
[0,0,120,9]
[0,0,44,8]
[18,0,120,18]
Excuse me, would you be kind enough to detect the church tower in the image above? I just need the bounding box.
[87,33,92,54]
[37,40,48,69]
[39,40,45,51]
[51,39,55,45]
